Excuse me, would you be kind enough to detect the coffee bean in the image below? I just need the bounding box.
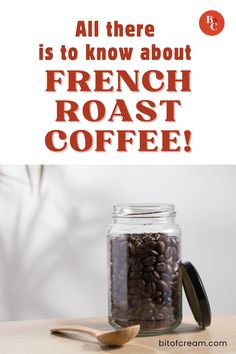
[152,290,162,298]
[142,297,152,303]
[144,241,156,248]
[130,298,142,307]
[164,297,172,307]
[128,256,137,265]
[172,248,177,260]
[142,291,152,298]
[129,287,140,295]
[146,281,156,294]
[130,271,141,279]
[157,255,165,263]
[163,290,172,299]
[162,306,169,315]
[110,232,181,331]
[132,263,144,271]
[155,313,165,320]
[142,309,154,319]
[129,243,136,255]
[153,271,160,280]
[157,241,165,254]
[156,296,163,304]
[144,302,156,310]
[143,256,156,266]
[161,273,171,282]
[156,280,168,291]
[149,272,159,282]
[138,279,146,290]
[149,249,159,257]
[143,272,150,282]
[128,279,138,287]
[166,264,173,274]
[144,265,154,272]
[136,244,148,255]
[165,246,172,258]
[156,262,166,272]
[135,307,142,316]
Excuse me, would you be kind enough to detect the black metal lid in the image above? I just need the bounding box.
[182,261,211,329]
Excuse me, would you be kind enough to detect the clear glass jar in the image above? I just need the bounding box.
[107,203,182,336]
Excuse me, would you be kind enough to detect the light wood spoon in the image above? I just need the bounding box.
[50,324,140,347]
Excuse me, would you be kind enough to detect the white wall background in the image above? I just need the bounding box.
[0,165,235,322]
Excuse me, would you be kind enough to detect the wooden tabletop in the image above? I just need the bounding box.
[0,316,235,354]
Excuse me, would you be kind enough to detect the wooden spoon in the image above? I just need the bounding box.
[50,324,140,347]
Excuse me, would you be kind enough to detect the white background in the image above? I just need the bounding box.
[0,165,235,321]
[0,0,236,164]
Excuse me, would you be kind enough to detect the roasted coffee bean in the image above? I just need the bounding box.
[144,265,154,272]
[146,281,156,294]
[132,263,144,271]
[142,297,152,303]
[166,264,173,274]
[149,249,159,257]
[165,246,172,258]
[128,256,137,265]
[162,236,171,246]
[144,302,156,310]
[141,309,154,319]
[157,255,165,263]
[136,244,148,255]
[143,256,156,266]
[129,243,136,255]
[130,271,142,279]
[155,313,165,320]
[130,298,142,307]
[141,294,151,301]
[129,287,140,295]
[128,279,138,287]
[152,290,162,298]
[153,271,160,280]
[156,280,168,291]
[173,263,179,272]
[150,273,159,282]
[167,258,173,266]
[156,262,166,272]
[157,241,165,254]
[162,306,169,315]
[138,279,146,290]
[161,273,171,283]
[135,307,142,316]
[143,272,150,282]
[172,248,177,260]
[110,232,181,331]
[156,296,164,304]
[164,297,172,307]
[144,241,156,248]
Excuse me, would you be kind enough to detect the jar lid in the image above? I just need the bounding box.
[182,261,211,329]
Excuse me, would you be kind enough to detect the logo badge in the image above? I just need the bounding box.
[199,10,225,36]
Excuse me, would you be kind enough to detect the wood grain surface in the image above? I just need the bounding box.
[0,316,235,354]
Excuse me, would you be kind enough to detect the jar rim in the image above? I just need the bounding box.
[112,203,176,218]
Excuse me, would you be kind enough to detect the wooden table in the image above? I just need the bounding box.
[0,316,235,353]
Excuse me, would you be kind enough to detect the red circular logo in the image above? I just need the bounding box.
[199,10,225,36]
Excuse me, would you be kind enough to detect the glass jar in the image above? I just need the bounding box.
[107,203,182,336]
